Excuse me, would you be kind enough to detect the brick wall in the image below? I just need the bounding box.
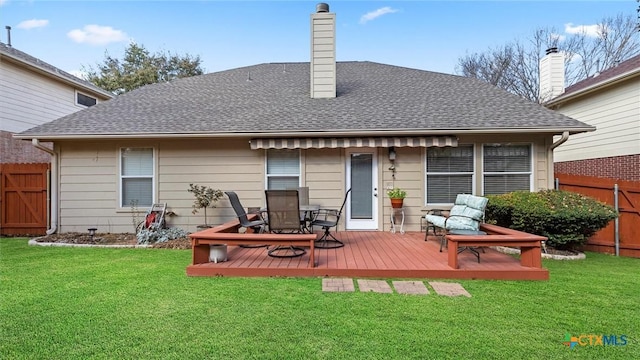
[555,154,640,181]
[0,131,52,164]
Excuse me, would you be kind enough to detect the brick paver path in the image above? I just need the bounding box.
[429,281,472,297]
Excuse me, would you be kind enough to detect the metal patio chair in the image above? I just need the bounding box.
[225,191,268,248]
[310,188,351,249]
[264,189,306,258]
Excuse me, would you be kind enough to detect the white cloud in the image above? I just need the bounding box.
[17,19,49,30]
[0,0,8,7]
[564,23,603,38]
[359,7,399,24]
[67,24,128,45]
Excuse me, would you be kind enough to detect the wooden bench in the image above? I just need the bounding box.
[445,223,547,269]
[189,216,318,268]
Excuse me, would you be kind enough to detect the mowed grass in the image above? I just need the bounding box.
[1,238,638,359]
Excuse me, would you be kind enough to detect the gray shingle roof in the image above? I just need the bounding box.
[0,42,113,99]
[17,61,592,139]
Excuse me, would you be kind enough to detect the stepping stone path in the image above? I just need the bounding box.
[322,278,470,297]
[357,279,393,293]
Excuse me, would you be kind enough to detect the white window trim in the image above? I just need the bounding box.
[75,90,98,108]
[264,149,301,190]
[424,144,476,206]
[118,147,156,209]
[481,143,534,195]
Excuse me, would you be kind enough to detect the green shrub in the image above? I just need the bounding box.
[485,190,617,250]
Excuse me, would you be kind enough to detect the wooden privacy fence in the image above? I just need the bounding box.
[0,163,50,236]
[556,173,640,258]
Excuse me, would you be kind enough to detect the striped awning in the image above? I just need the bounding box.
[250,136,457,150]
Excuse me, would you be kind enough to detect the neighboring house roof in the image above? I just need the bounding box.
[16,61,593,140]
[548,53,640,106]
[0,42,113,100]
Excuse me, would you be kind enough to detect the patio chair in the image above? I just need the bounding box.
[424,194,489,252]
[264,189,306,258]
[310,188,351,249]
[225,191,268,248]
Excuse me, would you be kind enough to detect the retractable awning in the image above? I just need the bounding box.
[250,136,457,150]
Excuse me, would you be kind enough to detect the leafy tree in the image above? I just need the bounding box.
[83,42,204,95]
[456,13,640,102]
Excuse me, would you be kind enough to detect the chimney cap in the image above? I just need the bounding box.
[316,3,329,13]
[545,47,559,55]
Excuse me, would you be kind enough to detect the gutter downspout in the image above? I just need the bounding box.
[549,131,570,192]
[550,131,570,150]
[32,139,57,235]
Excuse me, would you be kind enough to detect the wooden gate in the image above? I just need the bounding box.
[556,173,640,258]
[0,163,50,236]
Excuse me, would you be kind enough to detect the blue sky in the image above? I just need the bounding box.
[0,0,635,77]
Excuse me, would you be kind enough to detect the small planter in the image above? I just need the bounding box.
[209,244,228,263]
[390,198,404,209]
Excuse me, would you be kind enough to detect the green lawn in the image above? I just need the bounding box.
[1,238,637,359]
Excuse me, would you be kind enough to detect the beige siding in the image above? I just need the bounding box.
[57,139,266,233]
[310,12,336,98]
[0,61,93,132]
[553,80,640,162]
[55,135,555,233]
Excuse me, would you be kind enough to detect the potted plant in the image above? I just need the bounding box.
[387,187,407,208]
[187,183,223,229]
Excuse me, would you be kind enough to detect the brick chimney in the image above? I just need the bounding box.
[539,47,565,103]
[310,3,336,99]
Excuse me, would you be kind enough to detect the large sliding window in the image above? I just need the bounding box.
[120,147,154,207]
[266,149,300,189]
[483,144,532,195]
[426,145,474,204]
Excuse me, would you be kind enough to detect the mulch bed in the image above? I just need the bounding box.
[34,232,191,249]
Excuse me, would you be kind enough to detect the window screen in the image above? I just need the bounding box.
[77,93,97,107]
[121,148,153,207]
[483,144,531,195]
[266,149,300,190]
[426,145,474,204]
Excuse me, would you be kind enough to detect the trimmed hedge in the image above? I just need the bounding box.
[485,190,618,250]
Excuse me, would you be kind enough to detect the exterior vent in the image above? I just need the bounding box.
[310,3,336,99]
[316,3,329,13]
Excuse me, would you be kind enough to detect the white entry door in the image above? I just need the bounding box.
[345,150,378,230]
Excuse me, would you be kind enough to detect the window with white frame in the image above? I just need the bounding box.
[266,149,300,189]
[120,148,154,207]
[426,145,474,204]
[483,144,532,195]
[76,92,97,107]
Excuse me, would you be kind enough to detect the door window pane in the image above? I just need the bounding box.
[350,153,372,219]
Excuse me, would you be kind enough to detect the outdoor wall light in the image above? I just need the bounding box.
[388,147,396,161]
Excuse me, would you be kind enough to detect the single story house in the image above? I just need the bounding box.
[16,4,594,234]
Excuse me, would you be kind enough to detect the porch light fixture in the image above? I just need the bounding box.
[388,147,396,161]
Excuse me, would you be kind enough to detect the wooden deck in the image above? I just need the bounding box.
[186,231,549,280]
